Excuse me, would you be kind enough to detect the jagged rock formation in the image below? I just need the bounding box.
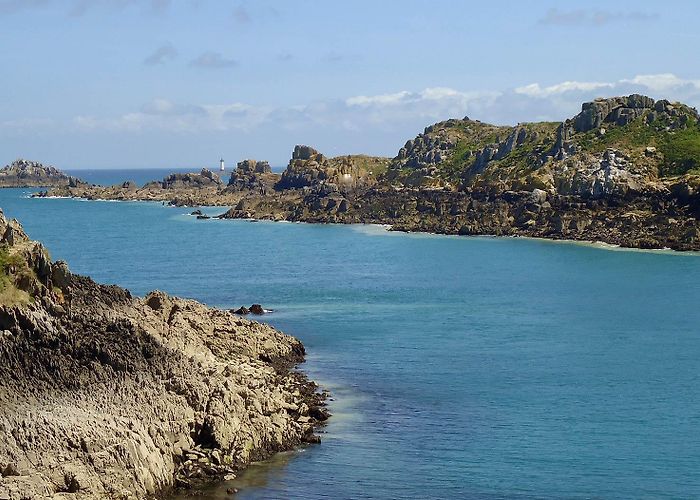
[276,145,390,192]
[226,160,276,194]
[0,159,84,188]
[236,159,272,174]
[387,94,700,193]
[0,210,327,499]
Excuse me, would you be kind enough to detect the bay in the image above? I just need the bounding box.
[1,179,699,499]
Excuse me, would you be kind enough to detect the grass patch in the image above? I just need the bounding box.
[661,125,700,176]
[0,246,31,306]
[576,114,700,177]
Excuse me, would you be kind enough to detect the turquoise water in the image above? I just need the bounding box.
[1,183,700,499]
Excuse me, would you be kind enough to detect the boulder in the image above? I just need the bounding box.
[249,304,264,315]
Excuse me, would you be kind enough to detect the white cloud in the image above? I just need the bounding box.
[515,81,613,97]
[346,91,411,107]
[620,73,700,92]
[538,8,658,26]
[66,73,700,149]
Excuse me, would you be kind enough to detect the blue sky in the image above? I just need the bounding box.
[1,0,699,169]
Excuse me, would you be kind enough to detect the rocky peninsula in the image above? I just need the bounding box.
[0,210,328,499]
[0,159,84,188]
[39,95,700,250]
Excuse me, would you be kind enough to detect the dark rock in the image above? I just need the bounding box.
[292,145,322,161]
[301,433,321,444]
[309,406,331,421]
[249,304,264,315]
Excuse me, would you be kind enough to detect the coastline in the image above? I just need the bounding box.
[0,209,330,499]
[34,181,700,252]
[30,190,700,255]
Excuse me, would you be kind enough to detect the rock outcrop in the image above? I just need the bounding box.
[162,168,222,189]
[276,145,389,193]
[35,95,700,250]
[226,160,277,194]
[0,210,327,499]
[572,94,657,133]
[0,159,84,188]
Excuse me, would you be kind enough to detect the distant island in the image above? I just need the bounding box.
[0,159,84,188]
[0,210,328,498]
[29,94,700,251]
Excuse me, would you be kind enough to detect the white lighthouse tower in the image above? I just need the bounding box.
[219,158,225,171]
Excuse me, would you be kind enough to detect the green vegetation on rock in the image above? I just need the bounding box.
[386,95,700,191]
[0,246,31,305]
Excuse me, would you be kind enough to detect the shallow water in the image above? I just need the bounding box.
[1,181,699,499]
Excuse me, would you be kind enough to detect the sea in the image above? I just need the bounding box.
[1,168,699,499]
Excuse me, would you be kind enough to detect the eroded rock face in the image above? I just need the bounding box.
[277,145,389,192]
[556,149,649,200]
[573,95,656,133]
[236,160,272,174]
[292,145,323,162]
[0,210,327,499]
[226,160,277,194]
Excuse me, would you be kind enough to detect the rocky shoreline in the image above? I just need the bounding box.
[0,210,329,499]
[27,94,700,251]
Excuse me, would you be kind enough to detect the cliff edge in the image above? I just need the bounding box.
[0,210,327,499]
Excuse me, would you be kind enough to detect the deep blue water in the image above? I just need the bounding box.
[1,181,699,499]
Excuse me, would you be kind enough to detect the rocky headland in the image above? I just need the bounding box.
[0,210,328,499]
[0,159,84,188]
[37,94,700,250]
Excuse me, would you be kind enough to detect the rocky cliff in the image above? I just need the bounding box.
[0,159,84,188]
[36,95,700,250]
[0,210,327,499]
[385,94,700,196]
[225,160,277,194]
[276,146,390,193]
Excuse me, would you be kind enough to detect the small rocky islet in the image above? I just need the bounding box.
[31,94,700,251]
[0,159,84,189]
[0,210,329,499]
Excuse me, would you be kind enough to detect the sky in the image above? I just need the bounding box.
[1,0,700,169]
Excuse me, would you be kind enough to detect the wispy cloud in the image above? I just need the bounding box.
[321,51,362,64]
[514,81,613,97]
[143,43,177,66]
[0,0,49,15]
[190,51,238,69]
[620,73,700,92]
[232,5,250,23]
[59,73,700,152]
[538,8,658,26]
[70,0,171,16]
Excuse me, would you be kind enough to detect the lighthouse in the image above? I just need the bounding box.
[219,158,225,171]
